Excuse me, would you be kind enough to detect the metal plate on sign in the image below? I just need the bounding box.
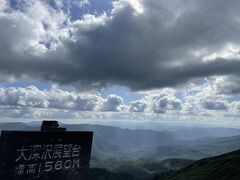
[0,130,93,179]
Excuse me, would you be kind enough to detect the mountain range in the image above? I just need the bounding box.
[1,122,240,160]
[1,122,240,179]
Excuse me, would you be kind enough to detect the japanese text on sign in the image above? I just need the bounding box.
[14,144,82,175]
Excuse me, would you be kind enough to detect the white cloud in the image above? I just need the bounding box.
[130,100,147,112]
[113,0,144,14]
[0,0,7,12]
[0,82,240,121]
[230,101,240,113]
[101,94,126,112]
[0,86,102,111]
[0,0,71,57]
[53,0,90,9]
[180,76,238,116]
[150,94,182,114]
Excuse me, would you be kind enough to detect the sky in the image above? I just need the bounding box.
[0,0,240,127]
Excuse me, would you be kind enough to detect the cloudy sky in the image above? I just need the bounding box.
[0,0,240,126]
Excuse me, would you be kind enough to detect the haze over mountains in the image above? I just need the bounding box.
[101,121,240,140]
[1,122,240,179]
[1,122,240,161]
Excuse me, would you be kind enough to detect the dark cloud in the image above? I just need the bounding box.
[1,0,240,91]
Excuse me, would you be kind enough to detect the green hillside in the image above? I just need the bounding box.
[161,149,240,180]
[91,158,193,179]
[76,150,240,180]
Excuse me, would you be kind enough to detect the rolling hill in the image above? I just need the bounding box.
[161,149,240,180]
[134,135,240,160]
[91,158,194,179]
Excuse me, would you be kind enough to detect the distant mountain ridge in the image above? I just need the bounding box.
[0,122,179,159]
[134,134,240,160]
[1,122,240,160]
[1,122,240,179]
[64,124,179,160]
[101,121,240,140]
